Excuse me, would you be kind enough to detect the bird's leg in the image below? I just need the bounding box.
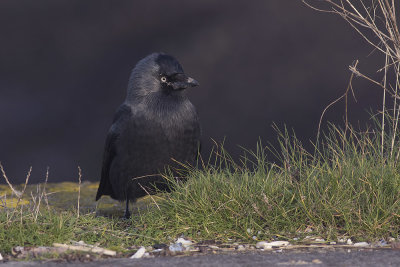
[124,189,131,219]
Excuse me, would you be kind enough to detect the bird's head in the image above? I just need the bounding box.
[127,53,199,100]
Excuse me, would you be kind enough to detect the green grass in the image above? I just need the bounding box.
[135,124,400,244]
[1,122,400,256]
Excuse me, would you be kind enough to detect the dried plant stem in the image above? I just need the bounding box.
[0,162,22,197]
[77,166,82,219]
[317,60,358,144]
[382,51,389,157]
[138,182,161,210]
[15,166,32,207]
[305,0,400,161]
[42,167,50,211]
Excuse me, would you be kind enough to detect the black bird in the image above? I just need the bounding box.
[96,53,201,218]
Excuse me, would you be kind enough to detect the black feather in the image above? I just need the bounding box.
[96,53,201,217]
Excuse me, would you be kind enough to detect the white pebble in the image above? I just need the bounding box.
[252,236,257,240]
[315,238,325,242]
[329,241,336,245]
[130,247,146,259]
[176,238,193,247]
[353,242,369,247]
[346,239,353,245]
[338,238,346,243]
[247,228,252,234]
[237,245,245,251]
[256,241,289,249]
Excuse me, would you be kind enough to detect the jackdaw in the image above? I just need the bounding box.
[96,53,201,218]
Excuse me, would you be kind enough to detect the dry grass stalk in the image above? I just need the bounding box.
[138,182,161,211]
[42,167,50,211]
[317,60,358,146]
[16,166,32,207]
[34,184,43,221]
[304,0,400,158]
[77,166,82,218]
[0,162,22,197]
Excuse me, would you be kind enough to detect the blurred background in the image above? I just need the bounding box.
[0,0,384,184]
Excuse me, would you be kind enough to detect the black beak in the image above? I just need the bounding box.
[171,74,199,90]
[186,76,199,87]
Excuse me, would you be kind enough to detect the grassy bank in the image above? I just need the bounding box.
[1,123,399,256]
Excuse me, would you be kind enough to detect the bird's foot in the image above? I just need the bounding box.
[123,210,131,219]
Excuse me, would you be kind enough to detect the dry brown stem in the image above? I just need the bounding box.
[0,162,22,197]
[77,166,82,218]
[305,0,400,158]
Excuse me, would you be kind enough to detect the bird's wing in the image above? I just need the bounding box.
[96,104,132,201]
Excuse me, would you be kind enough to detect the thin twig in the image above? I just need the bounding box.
[16,166,32,207]
[77,166,82,219]
[137,183,161,210]
[0,162,22,197]
[42,167,50,211]
[317,60,358,143]
[382,49,389,157]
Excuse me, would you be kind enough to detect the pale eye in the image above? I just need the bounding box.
[161,76,167,82]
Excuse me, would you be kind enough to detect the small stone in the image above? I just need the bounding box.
[247,228,252,234]
[338,238,346,243]
[256,241,289,249]
[130,247,146,259]
[346,239,353,245]
[329,241,336,245]
[221,248,235,252]
[388,237,396,242]
[315,238,325,242]
[353,242,369,247]
[252,236,257,240]
[176,238,193,247]
[376,239,388,247]
[153,243,167,249]
[169,243,184,252]
[237,245,245,251]
[293,238,299,241]
[208,245,219,250]
[312,259,322,264]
